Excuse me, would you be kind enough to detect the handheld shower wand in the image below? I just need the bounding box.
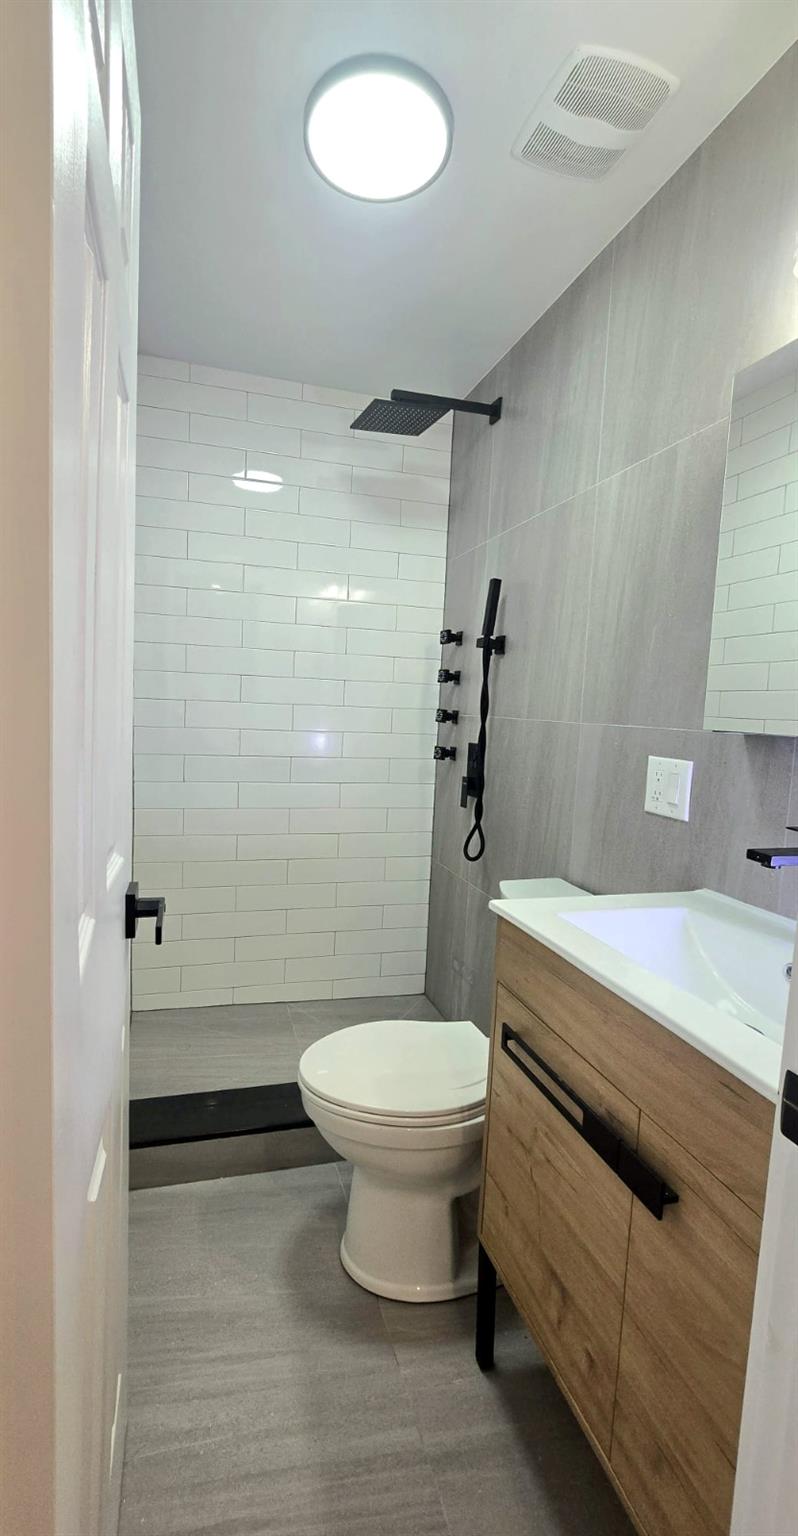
[462,578,504,863]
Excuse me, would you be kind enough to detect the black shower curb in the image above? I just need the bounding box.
[130,1082,311,1149]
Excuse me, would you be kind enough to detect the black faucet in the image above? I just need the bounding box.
[746,827,798,869]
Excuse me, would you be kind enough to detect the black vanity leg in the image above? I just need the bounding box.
[475,1241,497,1371]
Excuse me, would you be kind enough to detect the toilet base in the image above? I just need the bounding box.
[340,1233,478,1302]
[339,1168,480,1303]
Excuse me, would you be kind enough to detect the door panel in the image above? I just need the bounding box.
[51,1,140,1532]
[731,931,798,1533]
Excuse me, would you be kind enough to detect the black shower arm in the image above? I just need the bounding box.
[391,389,503,425]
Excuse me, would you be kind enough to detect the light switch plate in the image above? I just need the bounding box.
[644,755,693,821]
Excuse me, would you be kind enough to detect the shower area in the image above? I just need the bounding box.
[129,354,455,1176]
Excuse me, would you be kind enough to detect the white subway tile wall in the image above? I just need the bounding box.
[133,357,451,1008]
[705,365,798,734]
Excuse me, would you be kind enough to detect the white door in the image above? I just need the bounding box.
[0,1,140,1532]
[731,930,798,1534]
[53,0,141,1529]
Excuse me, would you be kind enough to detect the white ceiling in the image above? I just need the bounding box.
[133,0,797,397]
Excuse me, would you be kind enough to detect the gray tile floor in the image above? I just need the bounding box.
[120,1162,633,1536]
[130,994,445,1099]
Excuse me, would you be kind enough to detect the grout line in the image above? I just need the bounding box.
[429,709,718,734]
[446,411,732,561]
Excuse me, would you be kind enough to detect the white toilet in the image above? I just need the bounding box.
[298,1018,489,1303]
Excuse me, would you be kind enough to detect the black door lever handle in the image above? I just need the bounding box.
[781,1070,798,1147]
[125,880,166,944]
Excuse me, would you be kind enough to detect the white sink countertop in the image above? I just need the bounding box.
[489,887,795,1102]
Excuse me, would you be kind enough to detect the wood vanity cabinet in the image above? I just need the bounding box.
[482,983,638,1455]
[478,918,774,1536]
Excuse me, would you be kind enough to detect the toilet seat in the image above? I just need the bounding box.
[301,1086,486,1152]
[300,1087,484,1129]
[298,1017,488,1125]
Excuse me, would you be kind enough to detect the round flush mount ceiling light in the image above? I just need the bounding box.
[305,55,453,202]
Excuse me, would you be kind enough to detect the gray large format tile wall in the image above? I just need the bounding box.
[428,47,798,1033]
[131,358,450,1010]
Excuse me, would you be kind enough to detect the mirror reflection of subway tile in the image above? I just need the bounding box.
[704,340,798,737]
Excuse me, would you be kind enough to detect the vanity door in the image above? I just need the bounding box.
[611,1115,761,1536]
[480,985,639,1455]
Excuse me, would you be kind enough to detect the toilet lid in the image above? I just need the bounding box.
[298,1019,488,1121]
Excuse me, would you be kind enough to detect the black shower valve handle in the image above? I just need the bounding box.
[436,708,459,725]
[438,668,461,685]
[476,634,506,656]
[440,628,463,647]
[434,745,457,762]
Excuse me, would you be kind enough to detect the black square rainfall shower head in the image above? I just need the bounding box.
[351,398,449,436]
[350,388,502,437]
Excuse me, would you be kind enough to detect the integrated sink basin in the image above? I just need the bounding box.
[489,888,795,1100]
[562,900,787,1041]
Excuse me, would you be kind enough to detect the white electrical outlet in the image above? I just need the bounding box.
[644,756,693,821]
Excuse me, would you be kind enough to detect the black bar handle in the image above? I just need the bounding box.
[500,1023,678,1220]
[125,880,166,945]
[781,1069,798,1146]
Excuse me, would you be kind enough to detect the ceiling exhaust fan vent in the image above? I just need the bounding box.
[520,124,624,181]
[513,46,679,180]
[555,52,672,131]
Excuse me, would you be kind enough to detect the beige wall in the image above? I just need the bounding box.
[0,2,56,1532]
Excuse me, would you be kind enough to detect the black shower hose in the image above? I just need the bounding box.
[463,639,493,863]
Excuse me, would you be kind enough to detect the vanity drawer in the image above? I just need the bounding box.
[480,986,640,1455]
[495,918,773,1215]
[611,1115,761,1536]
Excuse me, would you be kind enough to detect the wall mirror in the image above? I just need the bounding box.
[704,337,798,736]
